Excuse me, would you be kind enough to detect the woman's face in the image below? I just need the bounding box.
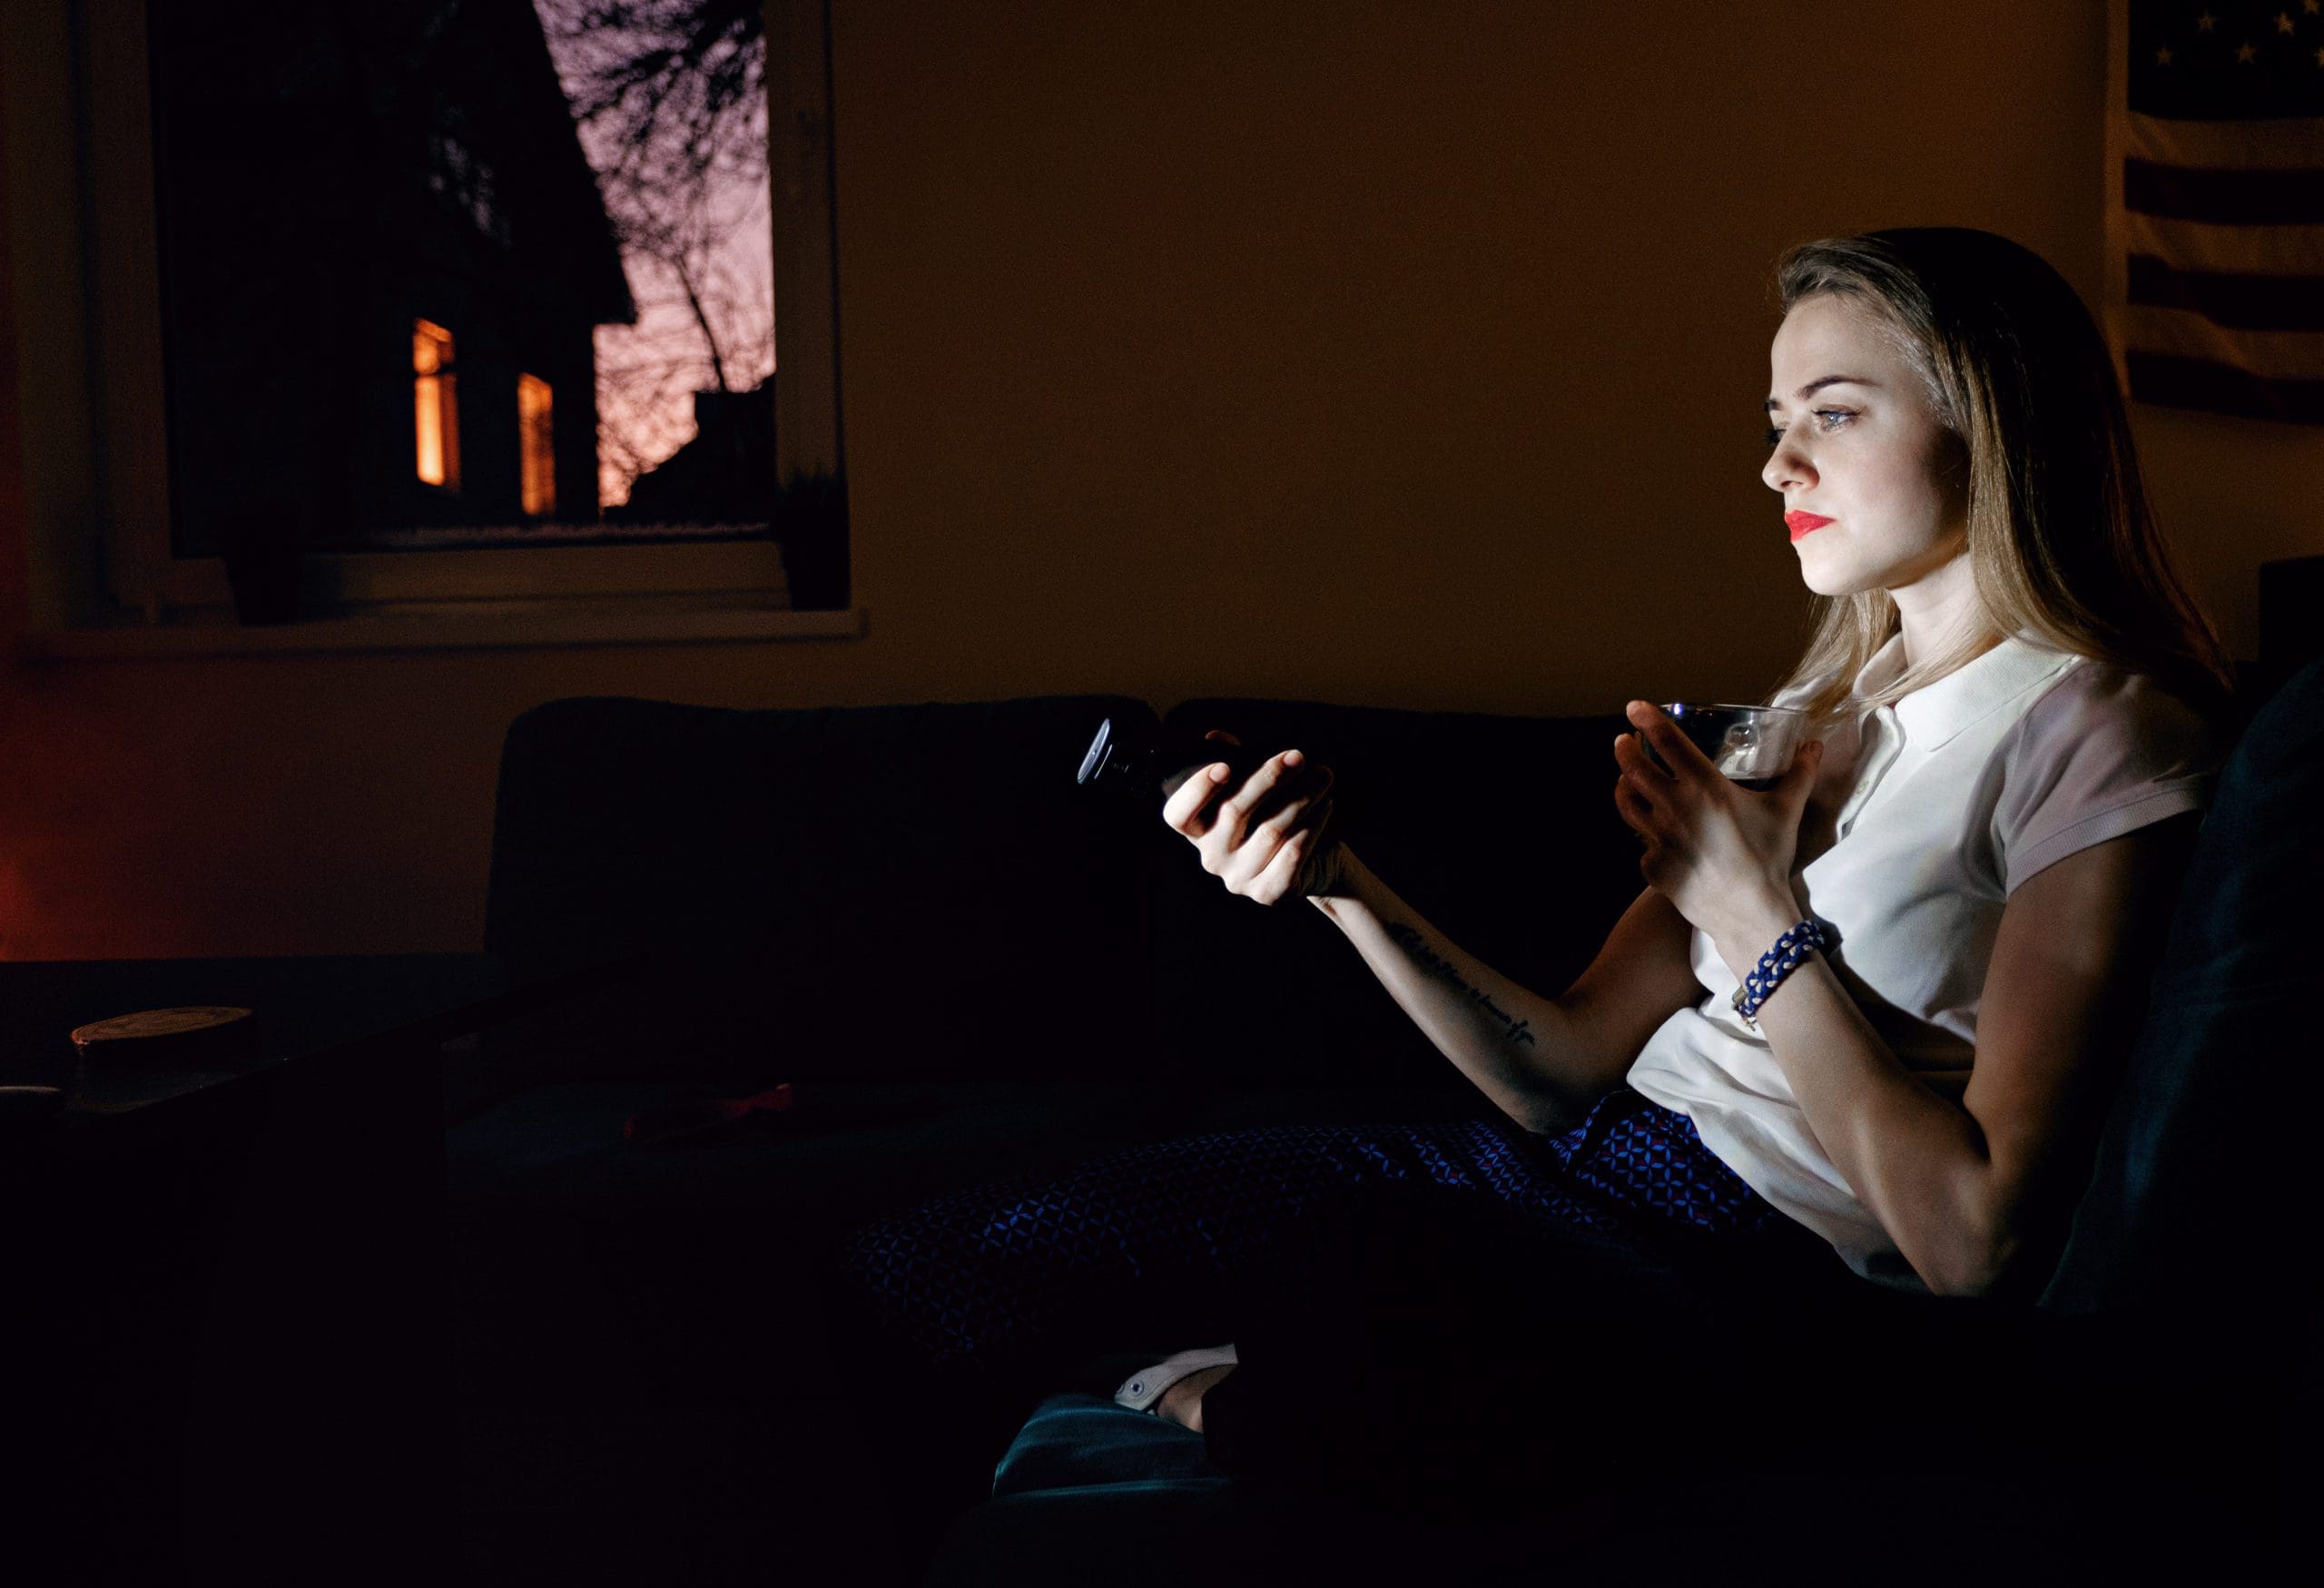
[1761,292,1969,600]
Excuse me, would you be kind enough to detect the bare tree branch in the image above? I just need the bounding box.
[533,0,774,506]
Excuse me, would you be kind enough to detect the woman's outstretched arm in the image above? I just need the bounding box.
[1310,853,1700,1134]
[1164,738,1701,1135]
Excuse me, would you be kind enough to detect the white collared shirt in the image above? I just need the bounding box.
[1624,632,2224,1285]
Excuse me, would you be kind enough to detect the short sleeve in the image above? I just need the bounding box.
[1993,665,2225,895]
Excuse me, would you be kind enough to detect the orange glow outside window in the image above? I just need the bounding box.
[413,319,460,488]
[517,372,555,517]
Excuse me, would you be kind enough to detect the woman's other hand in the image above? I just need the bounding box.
[1612,702,1824,949]
[1164,730,1344,904]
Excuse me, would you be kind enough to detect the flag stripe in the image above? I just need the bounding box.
[2113,301,2324,380]
[2128,110,2324,173]
[2123,158,2324,223]
[2123,350,2324,424]
[2109,4,2324,425]
[2125,209,2324,276]
[2125,253,2324,330]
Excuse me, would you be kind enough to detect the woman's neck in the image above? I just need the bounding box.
[1890,553,1995,671]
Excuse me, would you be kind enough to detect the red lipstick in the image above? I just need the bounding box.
[1785,511,1833,541]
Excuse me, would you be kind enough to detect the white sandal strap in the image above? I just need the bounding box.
[1113,1344,1240,1413]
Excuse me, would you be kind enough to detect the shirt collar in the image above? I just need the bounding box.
[1850,631,2080,752]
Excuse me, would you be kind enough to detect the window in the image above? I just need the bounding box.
[2,0,853,638]
[517,372,555,518]
[416,321,462,492]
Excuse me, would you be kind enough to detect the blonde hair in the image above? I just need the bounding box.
[1767,229,2230,723]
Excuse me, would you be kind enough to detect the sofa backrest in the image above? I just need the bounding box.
[2042,659,2321,1364]
[477,690,1644,1099]
[1149,697,1642,1089]
[482,694,1164,1088]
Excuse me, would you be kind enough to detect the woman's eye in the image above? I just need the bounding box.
[1763,410,1854,447]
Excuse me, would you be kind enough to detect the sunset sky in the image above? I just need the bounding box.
[533,0,775,512]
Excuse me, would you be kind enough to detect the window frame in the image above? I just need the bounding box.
[2,0,852,638]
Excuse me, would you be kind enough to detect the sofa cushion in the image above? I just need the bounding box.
[444,1076,1486,1395]
[2043,659,2321,1363]
[479,694,1163,1088]
[446,1080,1181,1391]
[1149,698,1640,1087]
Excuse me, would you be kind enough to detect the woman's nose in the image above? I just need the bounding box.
[1762,435,1815,495]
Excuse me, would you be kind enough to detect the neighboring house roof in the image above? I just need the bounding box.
[414,0,636,326]
[159,0,637,329]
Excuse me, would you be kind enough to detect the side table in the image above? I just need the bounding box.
[0,953,617,1580]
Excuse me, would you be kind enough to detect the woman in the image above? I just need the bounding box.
[843,227,2228,1475]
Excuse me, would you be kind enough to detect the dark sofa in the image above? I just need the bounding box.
[445,666,2318,1583]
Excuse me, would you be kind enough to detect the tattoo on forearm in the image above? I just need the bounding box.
[1383,923,1537,1047]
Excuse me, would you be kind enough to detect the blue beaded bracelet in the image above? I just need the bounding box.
[1731,918,1828,1026]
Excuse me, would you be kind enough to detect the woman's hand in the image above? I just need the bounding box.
[1164,730,1344,904]
[1611,702,1823,959]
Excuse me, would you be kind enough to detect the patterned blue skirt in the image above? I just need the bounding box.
[841,1088,1825,1374]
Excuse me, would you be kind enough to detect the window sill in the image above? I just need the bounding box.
[13,600,867,659]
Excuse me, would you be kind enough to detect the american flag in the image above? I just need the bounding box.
[2105,1,2324,423]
